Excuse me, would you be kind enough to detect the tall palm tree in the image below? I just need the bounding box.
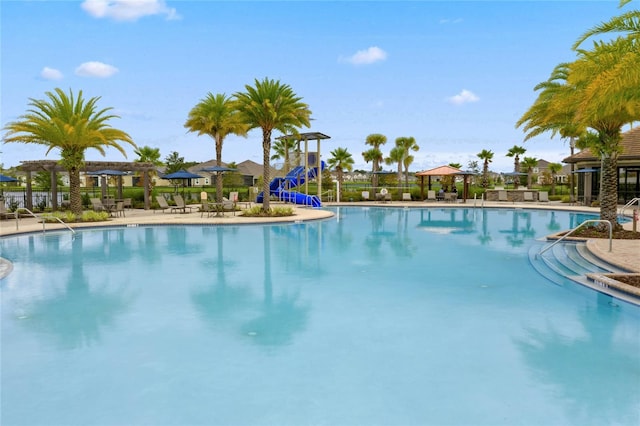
[395,136,420,188]
[521,156,539,189]
[234,78,311,212]
[547,162,563,195]
[364,133,387,190]
[477,149,494,188]
[185,93,248,203]
[2,88,134,215]
[327,147,354,199]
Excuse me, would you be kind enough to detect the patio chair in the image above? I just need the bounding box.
[523,191,534,202]
[361,191,370,201]
[90,198,106,212]
[113,201,125,217]
[498,190,508,202]
[539,191,549,202]
[0,202,14,220]
[402,192,412,201]
[123,198,133,209]
[172,194,195,214]
[155,195,171,213]
[426,190,436,201]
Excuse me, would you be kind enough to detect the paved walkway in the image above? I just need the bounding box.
[1,200,638,273]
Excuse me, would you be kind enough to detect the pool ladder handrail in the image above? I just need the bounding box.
[14,207,76,234]
[619,197,640,219]
[537,219,612,258]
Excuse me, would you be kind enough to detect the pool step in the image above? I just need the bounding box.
[528,241,627,287]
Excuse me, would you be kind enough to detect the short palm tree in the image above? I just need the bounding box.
[185,93,248,203]
[477,149,494,188]
[521,156,538,189]
[547,162,563,195]
[271,137,298,175]
[2,88,134,216]
[506,145,526,189]
[327,147,354,199]
[395,136,419,188]
[134,145,163,193]
[385,146,404,196]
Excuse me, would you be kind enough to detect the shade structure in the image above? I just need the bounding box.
[200,166,237,173]
[0,174,18,182]
[86,169,128,176]
[162,170,203,180]
[415,165,462,198]
[573,168,598,173]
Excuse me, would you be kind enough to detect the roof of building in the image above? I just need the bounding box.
[563,127,640,163]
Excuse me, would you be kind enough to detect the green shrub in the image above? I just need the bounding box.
[242,205,294,217]
[81,211,110,222]
[41,211,76,223]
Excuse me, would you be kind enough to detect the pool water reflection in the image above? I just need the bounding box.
[1,207,638,425]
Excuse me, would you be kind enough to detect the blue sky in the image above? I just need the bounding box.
[0,0,629,172]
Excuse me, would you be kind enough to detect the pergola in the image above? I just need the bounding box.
[18,160,157,210]
[275,131,331,200]
[415,165,474,203]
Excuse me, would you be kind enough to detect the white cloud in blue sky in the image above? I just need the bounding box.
[75,61,119,78]
[81,0,180,22]
[447,90,480,106]
[40,67,63,81]
[341,46,388,65]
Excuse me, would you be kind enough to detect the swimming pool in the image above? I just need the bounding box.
[2,207,639,425]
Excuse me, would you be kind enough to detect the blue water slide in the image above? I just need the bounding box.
[257,162,325,207]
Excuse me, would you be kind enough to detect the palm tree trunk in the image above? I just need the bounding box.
[262,129,272,212]
[216,135,224,203]
[69,167,82,216]
[599,153,621,230]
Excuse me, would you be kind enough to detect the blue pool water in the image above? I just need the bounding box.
[1,207,639,426]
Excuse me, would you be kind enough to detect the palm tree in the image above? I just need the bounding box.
[234,78,311,212]
[506,145,526,189]
[385,146,404,196]
[134,145,163,194]
[2,88,134,215]
[395,136,419,188]
[185,93,248,203]
[547,162,563,195]
[477,149,494,188]
[364,134,387,190]
[327,147,354,199]
[362,148,383,190]
[270,137,298,175]
[521,156,539,189]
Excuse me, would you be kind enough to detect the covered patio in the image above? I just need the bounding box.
[415,165,473,202]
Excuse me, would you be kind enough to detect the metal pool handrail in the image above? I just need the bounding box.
[619,197,640,218]
[15,207,76,234]
[538,219,612,257]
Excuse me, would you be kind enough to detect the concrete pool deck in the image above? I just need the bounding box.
[1,199,638,273]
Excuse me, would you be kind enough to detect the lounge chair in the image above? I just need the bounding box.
[0,203,14,220]
[402,192,412,201]
[426,190,436,201]
[539,191,549,202]
[523,191,534,202]
[172,194,195,213]
[155,195,171,213]
[361,191,370,201]
[498,190,508,202]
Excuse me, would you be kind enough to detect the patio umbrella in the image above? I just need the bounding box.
[0,174,18,182]
[162,170,203,196]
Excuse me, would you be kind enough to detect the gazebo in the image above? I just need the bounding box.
[415,165,474,203]
[18,160,157,210]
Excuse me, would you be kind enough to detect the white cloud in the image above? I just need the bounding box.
[447,89,479,105]
[341,46,387,65]
[439,18,463,24]
[40,67,63,80]
[81,0,180,22]
[75,61,119,78]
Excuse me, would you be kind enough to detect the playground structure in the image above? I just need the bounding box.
[257,132,330,207]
